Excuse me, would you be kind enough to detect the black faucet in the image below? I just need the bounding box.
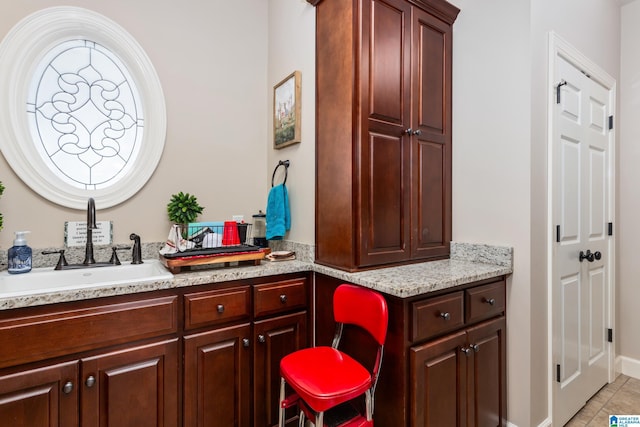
[130,233,143,264]
[82,198,97,265]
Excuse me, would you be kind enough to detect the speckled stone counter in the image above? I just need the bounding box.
[0,242,512,310]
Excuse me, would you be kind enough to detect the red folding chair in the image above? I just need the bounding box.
[279,284,388,427]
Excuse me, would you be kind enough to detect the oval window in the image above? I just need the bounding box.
[0,7,166,209]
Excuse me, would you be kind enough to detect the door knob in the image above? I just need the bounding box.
[579,250,595,262]
[594,251,602,260]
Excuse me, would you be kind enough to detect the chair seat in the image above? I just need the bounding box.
[280,346,372,413]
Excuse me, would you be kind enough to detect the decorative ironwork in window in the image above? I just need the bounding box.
[28,40,144,190]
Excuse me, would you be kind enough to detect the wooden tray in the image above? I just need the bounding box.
[161,248,271,274]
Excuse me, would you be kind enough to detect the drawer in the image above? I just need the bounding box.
[184,286,251,330]
[254,278,307,318]
[465,280,505,324]
[0,296,178,370]
[411,291,464,342]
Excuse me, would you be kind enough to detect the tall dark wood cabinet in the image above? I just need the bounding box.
[312,0,459,271]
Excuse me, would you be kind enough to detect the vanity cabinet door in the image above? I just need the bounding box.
[183,324,251,427]
[0,361,78,427]
[80,339,179,427]
[411,330,468,427]
[253,311,308,427]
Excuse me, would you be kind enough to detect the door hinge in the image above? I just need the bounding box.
[556,225,560,243]
[556,80,567,104]
[556,364,561,382]
[609,115,614,130]
[608,222,613,236]
[608,328,613,343]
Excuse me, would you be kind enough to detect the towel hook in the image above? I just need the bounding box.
[272,160,290,187]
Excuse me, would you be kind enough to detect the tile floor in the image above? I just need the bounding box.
[565,374,640,426]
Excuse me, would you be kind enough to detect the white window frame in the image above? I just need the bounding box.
[0,6,166,209]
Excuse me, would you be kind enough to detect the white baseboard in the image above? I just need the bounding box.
[618,355,640,379]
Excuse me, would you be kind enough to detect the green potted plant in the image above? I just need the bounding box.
[167,192,204,237]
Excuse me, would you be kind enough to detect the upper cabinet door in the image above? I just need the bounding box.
[411,7,453,259]
[359,0,413,267]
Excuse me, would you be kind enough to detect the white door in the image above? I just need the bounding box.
[551,47,614,425]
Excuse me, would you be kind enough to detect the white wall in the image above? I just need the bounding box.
[267,0,316,245]
[449,1,534,425]
[451,0,621,426]
[0,0,269,248]
[620,0,640,367]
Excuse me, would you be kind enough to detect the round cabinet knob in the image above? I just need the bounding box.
[440,312,451,321]
[471,344,480,353]
[594,251,602,260]
[484,298,496,306]
[412,129,422,136]
[217,304,225,314]
[242,338,250,348]
[258,334,266,343]
[404,128,413,135]
[62,381,74,394]
[85,375,96,388]
[461,347,471,356]
[279,294,287,304]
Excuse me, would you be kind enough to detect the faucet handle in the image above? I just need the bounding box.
[109,246,131,265]
[42,250,68,270]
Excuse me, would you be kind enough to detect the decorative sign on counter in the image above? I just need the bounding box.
[65,221,113,247]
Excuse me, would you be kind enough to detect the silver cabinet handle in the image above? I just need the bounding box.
[279,294,287,304]
[461,347,471,356]
[62,381,74,394]
[85,375,96,388]
[483,298,496,306]
[440,312,451,321]
[217,304,224,314]
[242,338,250,348]
[412,129,422,136]
[258,334,266,343]
[404,128,413,135]
[471,344,480,353]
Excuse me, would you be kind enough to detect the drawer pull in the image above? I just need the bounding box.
[439,312,451,321]
[279,294,287,304]
[85,375,96,388]
[461,347,471,356]
[243,338,250,348]
[217,304,225,314]
[62,381,74,394]
[258,334,266,343]
[483,298,496,306]
[471,344,480,353]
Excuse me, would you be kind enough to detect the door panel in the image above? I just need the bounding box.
[553,51,612,425]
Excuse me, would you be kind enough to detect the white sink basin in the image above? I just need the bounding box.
[0,259,173,297]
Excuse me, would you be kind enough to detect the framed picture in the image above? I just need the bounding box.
[273,70,301,149]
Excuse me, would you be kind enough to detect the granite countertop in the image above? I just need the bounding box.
[0,242,512,310]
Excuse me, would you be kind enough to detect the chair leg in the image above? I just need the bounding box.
[279,378,286,427]
[365,389,373,421]
[316,411,324,427]
[298,410,306,427]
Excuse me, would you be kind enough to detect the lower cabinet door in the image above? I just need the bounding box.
[466,317,507,427]
[80,339,179,427]
[254,311,308,427]
[410,330,468,427]
[0,360,79,427]
[183,323,251,427]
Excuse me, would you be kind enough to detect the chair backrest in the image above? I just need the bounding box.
[333,284,388,346]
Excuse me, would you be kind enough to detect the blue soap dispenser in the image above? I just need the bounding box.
[8,231,32,274]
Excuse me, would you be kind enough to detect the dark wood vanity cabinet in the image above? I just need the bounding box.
[0,273,310,427]
[313,0,459,271]
[315,274,506,427]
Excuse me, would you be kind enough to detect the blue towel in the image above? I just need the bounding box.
[266,184,290,240]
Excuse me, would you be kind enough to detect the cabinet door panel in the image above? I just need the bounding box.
[254,311,307,427]
[0,361,78,427]
[80,339,179,427]
[411,330,467,427]
[467,317,507,427]
[184,324,251,427]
